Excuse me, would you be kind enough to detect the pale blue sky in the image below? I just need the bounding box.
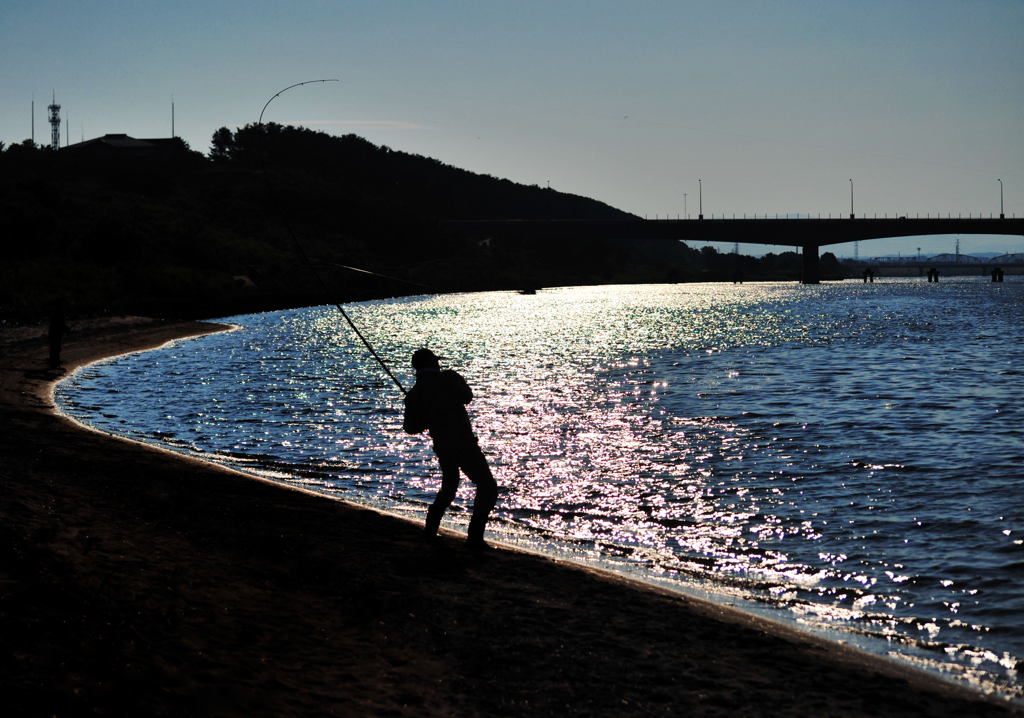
[2,0,1022,256]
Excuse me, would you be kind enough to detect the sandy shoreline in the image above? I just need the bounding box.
[1,317,1020,717]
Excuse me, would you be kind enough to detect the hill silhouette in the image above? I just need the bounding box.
[1,126,841,322]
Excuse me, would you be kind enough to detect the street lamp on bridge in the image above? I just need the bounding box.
[683,192,688,219]
[698,179,703,220]
[998,178,1004,219]
[849,178,854,219]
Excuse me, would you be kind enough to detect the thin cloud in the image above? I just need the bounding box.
[289,119,432,130]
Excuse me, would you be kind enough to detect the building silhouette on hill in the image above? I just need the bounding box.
[61,134,189,160]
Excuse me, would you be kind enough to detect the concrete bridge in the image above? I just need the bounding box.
[443,217,1024,283]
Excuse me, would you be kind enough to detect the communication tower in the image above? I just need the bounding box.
[47,92,61,150]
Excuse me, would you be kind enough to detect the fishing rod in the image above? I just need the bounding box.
[259,79,337,124]
[258,79,408,395]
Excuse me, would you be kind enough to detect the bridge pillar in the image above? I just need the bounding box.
[801,244,820,284]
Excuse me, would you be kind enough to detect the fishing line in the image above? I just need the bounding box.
[323,262,437,292]
[258,79,407,395]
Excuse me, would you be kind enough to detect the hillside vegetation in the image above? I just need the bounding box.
[1,126,838,322]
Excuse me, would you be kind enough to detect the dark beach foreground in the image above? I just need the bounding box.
[1,318,1020,717]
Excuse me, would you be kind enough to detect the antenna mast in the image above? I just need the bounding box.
[48,92,61,150]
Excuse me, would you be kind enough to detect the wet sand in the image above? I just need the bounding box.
[1,317,1019,717]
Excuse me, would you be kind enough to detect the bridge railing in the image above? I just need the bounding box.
[855,257,999,265]
[645,212,1017,220]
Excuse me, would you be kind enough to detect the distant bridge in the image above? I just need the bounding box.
[443,217,1024,283]
[847,258,1024,278]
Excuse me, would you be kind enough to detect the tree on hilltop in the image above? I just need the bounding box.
[209,127,235,162]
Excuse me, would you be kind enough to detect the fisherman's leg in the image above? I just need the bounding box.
[425,451,461,538]
[461,446,498,545]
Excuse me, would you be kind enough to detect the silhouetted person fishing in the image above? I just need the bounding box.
[403,348,498,549]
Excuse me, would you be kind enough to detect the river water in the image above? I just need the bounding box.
[56,278,1023,701]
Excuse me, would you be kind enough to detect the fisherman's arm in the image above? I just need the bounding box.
[402,388,428,434]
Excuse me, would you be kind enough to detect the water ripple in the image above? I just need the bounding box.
[57,278,1024,700]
